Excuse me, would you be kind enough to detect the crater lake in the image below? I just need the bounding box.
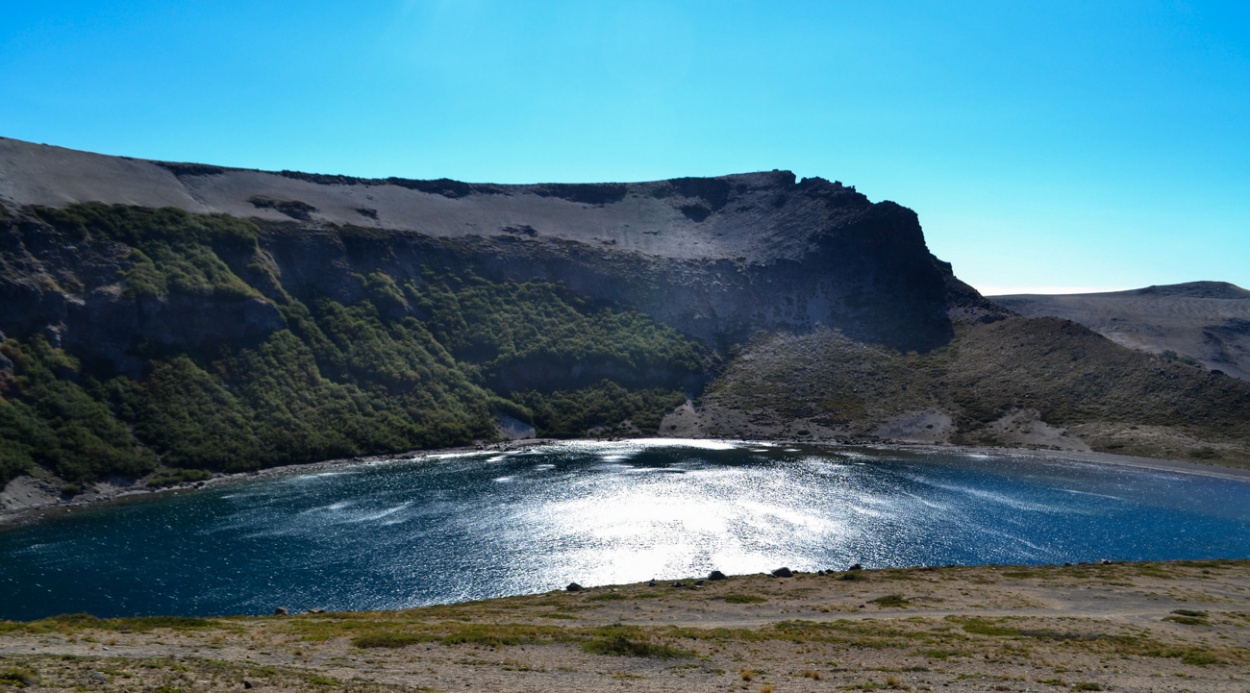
[3,440,1250,621]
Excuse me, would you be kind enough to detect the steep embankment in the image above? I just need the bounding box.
[993,282,1250,380]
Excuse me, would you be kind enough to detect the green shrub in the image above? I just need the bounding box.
[350,632,430,649]
[0,665,39,688]
[582,634,691,658]
[723,594,768,604]
[146,467,213,488]
[870,594,910,607]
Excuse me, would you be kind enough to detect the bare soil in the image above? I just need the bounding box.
[993,282,1250,381]
[2,561,1248,692]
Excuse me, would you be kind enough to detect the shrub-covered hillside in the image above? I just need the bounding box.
[700,318,1250,467]
[0,204,706,488]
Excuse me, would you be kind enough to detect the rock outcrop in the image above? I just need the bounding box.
[0,136,955,358]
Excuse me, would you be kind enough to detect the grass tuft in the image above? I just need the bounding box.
[724,594,768,604]
[0,666,39,688]
[581,635,691,659]
[870,594,910,608]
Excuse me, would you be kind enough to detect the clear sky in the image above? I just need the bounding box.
[2,1,1247,294]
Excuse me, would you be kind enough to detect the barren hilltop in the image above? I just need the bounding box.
[2,136,1250,506]
[993,282,1250,381]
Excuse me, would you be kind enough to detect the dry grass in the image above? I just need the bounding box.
[1,560,1248,692]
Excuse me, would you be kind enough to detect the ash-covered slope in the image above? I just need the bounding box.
[993,282,1250,380]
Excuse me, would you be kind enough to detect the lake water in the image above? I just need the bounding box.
[3,440,1250,621]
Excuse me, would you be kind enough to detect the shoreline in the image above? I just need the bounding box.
[4,437,1250,531]
[2,559,1247,691]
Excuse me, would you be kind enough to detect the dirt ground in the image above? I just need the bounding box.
[2,561,1249,692]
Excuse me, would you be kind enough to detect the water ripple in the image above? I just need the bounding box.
[2,442,1250,620]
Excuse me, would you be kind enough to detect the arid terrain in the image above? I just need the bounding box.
[993,282,1250,381]
[2,560,1248,692]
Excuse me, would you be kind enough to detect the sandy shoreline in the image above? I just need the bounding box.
[4,437,1250,532]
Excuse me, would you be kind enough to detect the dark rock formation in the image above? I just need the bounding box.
[0,137,956,357]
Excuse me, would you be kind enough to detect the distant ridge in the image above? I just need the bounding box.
[1129,281,1250,300]
[992,281,1250,381]
[995,281,1250,301]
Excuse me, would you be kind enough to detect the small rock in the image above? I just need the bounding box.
[847,563,863,571]
[89,672,108,683]
[566,582,583,592]
[273,606,289,616]
[708,570,727,581]
[695,579,705,586]
[771,567,794,578]
[243,681,253,690]
[648,579,657,587]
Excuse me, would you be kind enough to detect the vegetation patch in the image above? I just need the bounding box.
[0,204,707,488]
[145,467,213,488]
[723,594,768,604]
[351,631,433,649]
[0,665,39,688]
[581,634,692,659]
[870,594,911,608]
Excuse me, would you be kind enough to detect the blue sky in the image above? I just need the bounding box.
[2,1,1247,294]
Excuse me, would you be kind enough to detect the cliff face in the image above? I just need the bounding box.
[0,137,964,487]
[0,136,953,362]
[3,137,1250,491]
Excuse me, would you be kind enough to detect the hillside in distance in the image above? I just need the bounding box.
[993,282,1250,381]
[2,136,1250,497]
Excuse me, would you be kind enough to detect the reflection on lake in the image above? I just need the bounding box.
[3,440,1250,620]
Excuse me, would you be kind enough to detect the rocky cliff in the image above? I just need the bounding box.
[2,136,1249,492]
[0,137,955,356]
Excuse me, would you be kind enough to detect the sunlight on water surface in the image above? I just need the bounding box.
[3,440,1250,619]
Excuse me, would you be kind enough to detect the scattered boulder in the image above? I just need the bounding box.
[565,582,583,592]
[648,579,657,587]
[847,563,864,571]
[708,570,727,581]
[272,606,288,616]
[771,567,794,578]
